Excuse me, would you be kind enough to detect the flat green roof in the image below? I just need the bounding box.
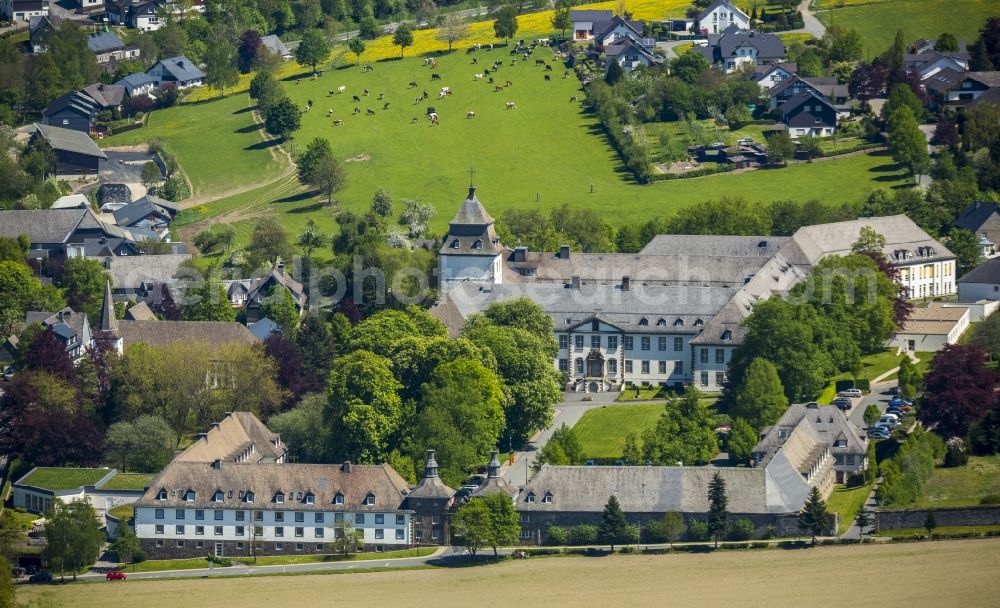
[18,467,111,491]
[100,472,154,491]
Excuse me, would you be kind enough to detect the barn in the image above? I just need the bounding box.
[32,122,107,176]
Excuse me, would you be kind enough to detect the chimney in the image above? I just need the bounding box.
[104,256,112,269]
[423,450,439,479]
[559,245,570,259]
[570,275,581,289]
[514,246,528,263]
[622,276,630,291]
[275,257,285,277]
[341,461,352,473]
[211,459,222,469]
[57,310,65,323]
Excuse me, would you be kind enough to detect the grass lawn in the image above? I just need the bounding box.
[101,94,287,200]
[615,387,664,402]
[121,547,436,572]
[816,0,997,57]
[24,540,1000,608]
[6,509,41,530]
[19,468,110,491]
[875,525,1000,537]
[107,504,134,523]
[825,483,873,535]
[881,352,933,382]
[101,473,154,491]
[817,350,910,402]
[910,455,1000,509]
[574,404,663,459]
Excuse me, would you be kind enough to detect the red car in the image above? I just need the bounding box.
[106,571,127,581]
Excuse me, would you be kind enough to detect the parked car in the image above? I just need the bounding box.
[29,571,52,583]
[837,388,863,398]
[832,397,852,411]
[868,427,891,439]
[878,414,900,428]
[106,571,127,581]
[885,408,905,418]
[889,397,913,408]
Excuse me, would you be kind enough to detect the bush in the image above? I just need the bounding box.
[750,541,771,549]
[876,428,944,507]
[726,518,755,541]
[687,519,710,541]
[132,550,146,564]
[943,437,969,468]
[980,494,1000,505]
[568,524,599,546]
[760,525,778,540]
[545,525,567,546]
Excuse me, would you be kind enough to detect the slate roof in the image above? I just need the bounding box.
[113,197,169,227]
[260,34,291,57]
[82,83,126,108]
[964,71,1000,88]
[698,0,749,22]
[594,15,644,43]
[0,209,103,244]
[955,201,1000,233]
[966,86,1000,108]
[151,55,206,82]
[440,187,502,256]
[408,450,456,500]
[116,72,157,95]
[97,183,132,207]
[248,317,280,340]
[569,9,613,22]
[922,67,964,93]
[790,215,954,265]
[33,123,107,159]
[87,31,125,53]
[97,253,191,290]
[50,194,91,209]
[135,461,412,512]
[176,412,285,464]
[640,235,789,257]
[755,403,867,467]
[604,38,662,64]
[25,308,89,343]
[469,452,516,498]
[43,92,96,119]
[124,301,156,321]
[752,62,796,81]
[699,29,785,63]
[118,320,257,350]
[782,90,838,127]
[959,257,1000,285]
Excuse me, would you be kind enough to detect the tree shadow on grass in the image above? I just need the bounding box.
[233,106,255,115]
[244,139,281,151]
[873,173,905,182]
[868,161,903,173]
[235,123,261,134]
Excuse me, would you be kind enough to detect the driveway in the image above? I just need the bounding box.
[83,150,159,198]
[796,0,827,39]
[848,380,896,429]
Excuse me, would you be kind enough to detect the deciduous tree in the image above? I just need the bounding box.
[42,500,104,580]
[436,14,470,52]
[295,28,331,73]
[727,358,788,428]
[348,37,366,64]
[493,6,518,43]
[642,388,718,466]
[392,22,413,57]
[182,278,236,322]
[325,349,403,463]
[59,257,109,323]
[919,344,997,437]
[264,95,301,139]
[727,417,757,465]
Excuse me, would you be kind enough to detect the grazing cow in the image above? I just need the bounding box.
[545,64,552,71]
[488,77,494,84]
[411,117,418,123]
[367,108,375,115]
[570,95,577,102]
[544,74,551,81]
[423,91,428,98]
[327,109,333,116]
[511,59,516,65]
[409,81,418,88]
[424,58,433,65]
[338,85,346,93]
[484,69,490,76]
[494,85,503,92]
[352,95,361,102]
[440,87,451,95]
[475,43,481,50]
[415,95,424,103]
[353,107,360,114]
[362,65,373,72]
[563,70,569,79]
[378,92,384,100]
[466,111,475,118]
[334,119,343,125]
[535,58,545,66]
[429,112,439,125]
[487,44,493,50]
[363,89,369,96]
[431,73,441,80]
[475,74,484,80]
[383,102,390,110]
[328,89,334,96]
[505,80,512,87]
[506,102,517,109]
[466,46,475,54]
[472,57,478,64]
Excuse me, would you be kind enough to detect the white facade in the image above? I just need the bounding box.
[757,65,794,91]
[439,253,502,291]
[699,2,750,34]
[135,505,412,554]
[896,258,956,298]
[959,281,1000,302]
[724,45,758,73]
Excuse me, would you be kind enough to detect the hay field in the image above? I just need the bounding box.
[20,539,1000,608]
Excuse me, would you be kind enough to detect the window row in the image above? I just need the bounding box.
[153,509,403,526]
[698,348,728,364]
[153,525,406,540]
[154,489,375,507]
[560,335,685,352]
[562,359,685,376]
[699,371,726,386]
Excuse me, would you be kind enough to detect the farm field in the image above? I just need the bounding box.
[910,455,1000,509]
[20,539,1000,608]
[574,403,663,459]
[816,0,996,57]
[101,94,288,201]
[162,48,910,254]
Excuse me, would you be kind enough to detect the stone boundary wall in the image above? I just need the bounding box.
[876,505,1000,531]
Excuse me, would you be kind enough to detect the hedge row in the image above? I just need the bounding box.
[650,163,738,181]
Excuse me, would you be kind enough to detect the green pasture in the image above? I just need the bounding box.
[574,404,664,460]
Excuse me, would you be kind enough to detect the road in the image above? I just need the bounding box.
[796,0,827,39]
[501,392,619,487]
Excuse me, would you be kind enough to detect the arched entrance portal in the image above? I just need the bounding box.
[586,349,604,378]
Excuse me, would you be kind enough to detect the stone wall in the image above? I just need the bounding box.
[875,505,1000,531]
[139,538,398,560]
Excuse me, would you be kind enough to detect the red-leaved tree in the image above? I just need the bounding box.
[919,344,998,437]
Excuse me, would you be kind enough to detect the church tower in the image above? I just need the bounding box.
[438,186,505,294]
[98,280,123,355]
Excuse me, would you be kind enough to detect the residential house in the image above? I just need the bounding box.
[755,402,868,484]
[175,412,287,464]
[403,450,455,545]
[107,0,165,31]
[113,196,172,240]
[781,90,838,138]
[42,91,97,133]
[593,15,646,49]
[133,459,414,558]
[247,317,280,340]
[87,30,140,64]
[82,83,127,115]
[124,301,156,320]
[433,188,955,393]
[768,74,848,110]
[147,55,205,89]
[891,302,970,352]
[95,253,191,301]
[260,34,292,60]
[117,72,158,97]
[31,123,107,175]
[74,0,102,13]
[956,201,1000,252]
[25,308,93,361]
[958,258,1000,302]
[50,194,91,209]
[13,467,146,516]
[2,0,48,21]
[223,259,307,323]
[753,62,796,91]
[697,0,750,35]
[568,9,613,41]
[0,208,132,259]
[939,71,1000,106]
[117,319,257,350]
[604,37,663,73]
[27,15,55,53]
[903,50,969,81]
[694,27,785,74]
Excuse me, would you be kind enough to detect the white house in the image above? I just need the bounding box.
[958,257,1000,301]
[890,302,970,352]
[568,9,613,41]
[146,55,205,90]
[697,0,750,34]
[605,37,663,73]
[1,0,48,21]
[13,467,146,517]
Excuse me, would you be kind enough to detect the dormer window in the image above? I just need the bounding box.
[656,319,666,326]
[472,240,483,250]
[673,319,684,326]
[834,439,847,448]
[638,318,648,326]
[721,329,733,341]
[334,493,345,505]
[213,490,224,502]
[156,488,168,500]
[304,492,315,505]
[694,319,704,327]
[274,491,285,504]
[244,491,255,503]
[526,492,536,504]
[450,239,460,249]
[364,494,375,506]
[543,492,553,504]
[183,489,196,502]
